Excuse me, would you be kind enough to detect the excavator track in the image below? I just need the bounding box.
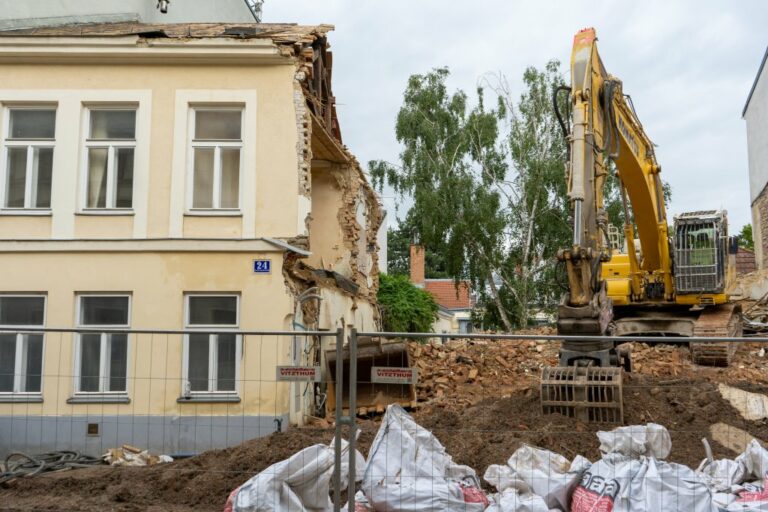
[689,303,743,366]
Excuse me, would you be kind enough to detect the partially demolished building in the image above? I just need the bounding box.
[0,22,382,454]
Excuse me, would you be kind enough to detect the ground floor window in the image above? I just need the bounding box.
[75,295,129,393]
[184,295,240,394]
[0,295,45,394]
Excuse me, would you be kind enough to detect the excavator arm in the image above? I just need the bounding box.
[558,27,673,335]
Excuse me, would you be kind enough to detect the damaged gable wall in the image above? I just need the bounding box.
[280,31,383,331]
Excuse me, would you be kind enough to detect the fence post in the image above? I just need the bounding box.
[333,327,344,512]
[347,327,359,510]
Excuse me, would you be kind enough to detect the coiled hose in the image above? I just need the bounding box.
[0,451,103,485]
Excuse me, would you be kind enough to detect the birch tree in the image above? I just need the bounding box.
[372,62,622,329]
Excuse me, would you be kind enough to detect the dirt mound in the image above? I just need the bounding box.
[3,376,767,510]
[416,375,768,480]
[4,334,768,511]
[0,426,379,511]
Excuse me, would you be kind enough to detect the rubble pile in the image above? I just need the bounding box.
[410,328,558,407]
[103,444,173,467]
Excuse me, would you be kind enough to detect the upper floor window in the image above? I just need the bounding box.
[0,295,45,395]
[4,108,55,210]
[84,108,136,210]
[189,108,242,211]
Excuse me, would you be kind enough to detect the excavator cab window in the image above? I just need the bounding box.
[673,213,726,294]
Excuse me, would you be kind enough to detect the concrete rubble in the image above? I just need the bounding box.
[102,444,173,467]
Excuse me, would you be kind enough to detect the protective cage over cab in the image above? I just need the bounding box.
[673,210,729,297]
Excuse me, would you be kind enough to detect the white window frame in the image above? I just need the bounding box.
[182,294,241,396]
[81,106,137,212]
[0,294,46,396]
[186,107,244,213]
[1,106,56,212]
[73,294,131,395]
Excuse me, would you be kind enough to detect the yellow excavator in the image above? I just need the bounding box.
[541,28,741,422]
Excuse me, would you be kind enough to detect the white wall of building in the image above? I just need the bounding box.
[0,0,255,29]
[746,54,768,204]
[745,50,768,268]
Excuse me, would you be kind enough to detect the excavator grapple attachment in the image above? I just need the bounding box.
[541,366,623,423]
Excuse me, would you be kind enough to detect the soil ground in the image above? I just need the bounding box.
[3,337,768,511]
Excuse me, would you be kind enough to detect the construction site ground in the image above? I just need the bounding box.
[3,328,768,511]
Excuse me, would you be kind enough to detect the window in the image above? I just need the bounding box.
[84,108,136,210]
[184,295,240,394]
[75,295,129,393]
[4,108,55,209]
[189,109,242,210]
[0,296,45,394]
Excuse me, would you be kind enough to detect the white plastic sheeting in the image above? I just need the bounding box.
[222,411,768,512]
[360,404,488,512]
[483,445,589,511]
[228,438,364,512]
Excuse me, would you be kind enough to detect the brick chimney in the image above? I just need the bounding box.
[410,245,425,288]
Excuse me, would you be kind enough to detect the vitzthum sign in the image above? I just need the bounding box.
[276,366,321,382]
[371,367,418,385]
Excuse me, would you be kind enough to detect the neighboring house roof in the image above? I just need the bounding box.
[736,247,757,275]
[0,21,333,45]
[743,46,768,117]
[424,279,471,310]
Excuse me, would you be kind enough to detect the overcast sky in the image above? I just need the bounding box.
[267,1,767,231]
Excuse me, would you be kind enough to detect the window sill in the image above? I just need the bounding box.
[76,210,135,216]
[177,394,241,403]
[0,209,52,217]
[0,394,43,403]
[184,210,242,217]
[67,394,131,404]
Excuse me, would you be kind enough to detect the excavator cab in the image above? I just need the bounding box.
[673,211,728,299]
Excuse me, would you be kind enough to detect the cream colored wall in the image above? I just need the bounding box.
[0,215,51,238]
[0,62,300,240]
[0,250,294,417]
[74,215,134,239]
[307,166,345,271]
[315,287,378,333]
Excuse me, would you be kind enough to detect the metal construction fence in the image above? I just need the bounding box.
[0,327,341,472]
[0,327,767,511]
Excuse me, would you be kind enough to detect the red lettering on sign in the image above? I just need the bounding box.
[571,487,615,512]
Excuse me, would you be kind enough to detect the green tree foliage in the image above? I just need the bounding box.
[739,224,754,250]
[386,213,449,278]
[371,67,512,327]
[372,62,671,331]
[377,273,438,332]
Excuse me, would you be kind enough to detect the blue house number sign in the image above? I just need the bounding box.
[253,259,271,274]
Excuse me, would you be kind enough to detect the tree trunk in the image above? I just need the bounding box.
[487,271,514,331]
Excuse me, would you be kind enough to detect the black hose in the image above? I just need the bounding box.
[602,80,620,159]
[0,451,103,485]
[553,85,571,140]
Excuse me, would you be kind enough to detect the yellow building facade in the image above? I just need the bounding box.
[0,23,382,456]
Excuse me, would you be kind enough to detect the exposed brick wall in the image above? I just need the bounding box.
[410,245,425,286]
[755,185,768,269]
[737,247,757,275]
